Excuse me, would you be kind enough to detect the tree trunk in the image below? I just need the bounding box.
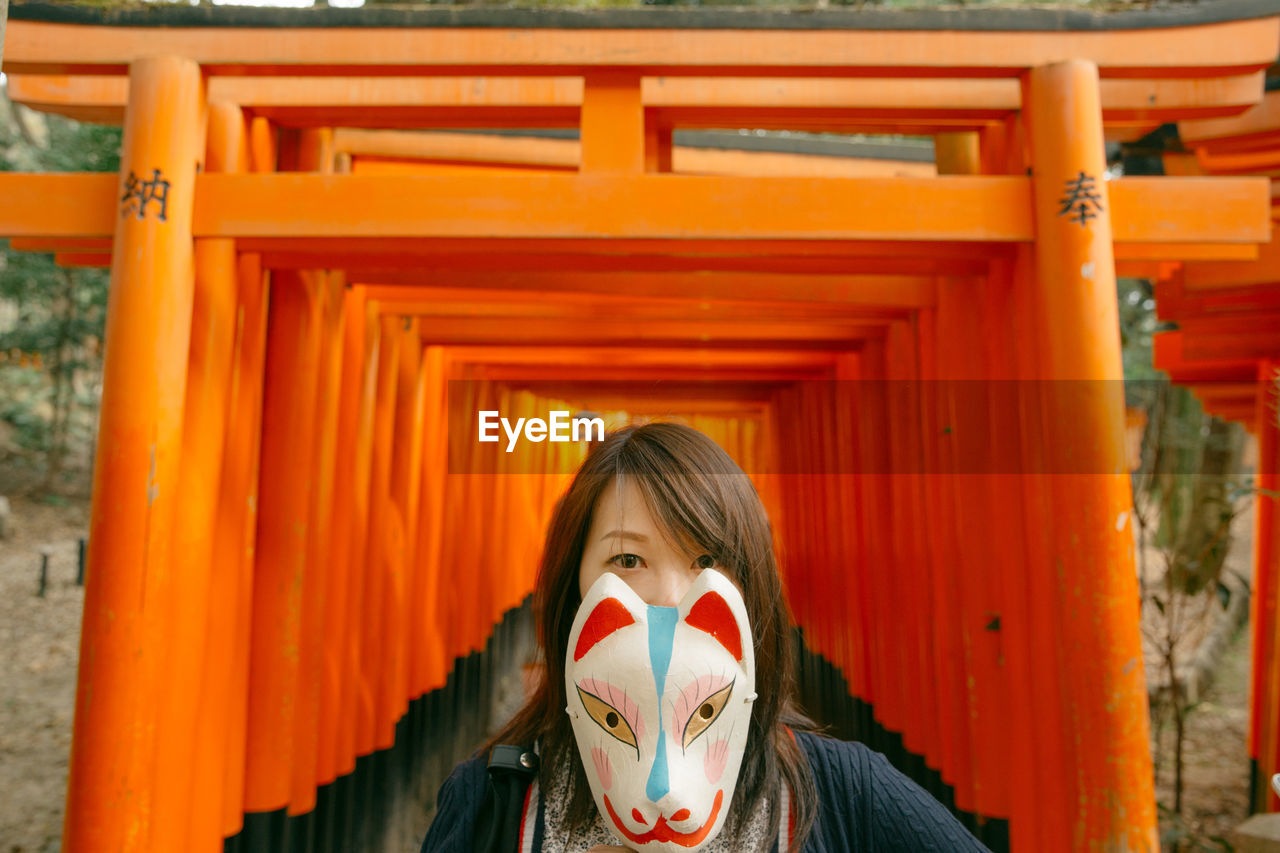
[43,269,77,491]
[1179,419,1244,594]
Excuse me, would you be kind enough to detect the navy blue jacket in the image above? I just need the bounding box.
[421,732,993,852]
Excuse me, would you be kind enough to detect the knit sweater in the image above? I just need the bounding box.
[420,732,993,852]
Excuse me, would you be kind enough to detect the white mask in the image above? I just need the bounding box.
[565,570,756,852]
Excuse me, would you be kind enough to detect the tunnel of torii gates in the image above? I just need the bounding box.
[6,2,1280,852]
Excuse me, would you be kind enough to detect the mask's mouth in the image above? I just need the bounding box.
[602,789,725,848]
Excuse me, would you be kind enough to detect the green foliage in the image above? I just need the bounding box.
[0,88,121,490]
[1122,275,1247,597]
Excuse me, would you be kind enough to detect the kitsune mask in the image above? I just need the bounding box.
[565,570,756,852]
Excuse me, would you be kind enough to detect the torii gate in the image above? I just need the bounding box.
[1134,88,1280,815]
[2,3,1278,852]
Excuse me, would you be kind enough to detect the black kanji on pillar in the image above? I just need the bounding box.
[120,168,172,222]
[1057,170,1104,226]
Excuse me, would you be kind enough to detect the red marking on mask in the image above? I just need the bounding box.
[671,809,691,822]
[573,597,635,661]
[604,790,724,847]
[633,809,647,826]
[684,592,743,661]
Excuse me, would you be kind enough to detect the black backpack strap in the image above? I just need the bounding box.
[472,744,539,853]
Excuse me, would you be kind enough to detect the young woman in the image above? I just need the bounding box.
[422,422,991,853]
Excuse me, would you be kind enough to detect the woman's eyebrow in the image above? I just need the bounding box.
[600,529,648,543]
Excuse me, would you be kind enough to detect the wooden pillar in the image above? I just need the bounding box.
[645,123,673,173]
[831,354,868,738]
[186,103,254,853]
[214,250,269,843]
[244,270,325,829]
[340,298,381,775]
[934,132,981,176]
[885,321,932,768]
[934,134,1002,828]
[415,345,449,699]
[317,281,361,789]
[288,130,341,836]
[219,116,276,843]
[980,112,1066,852]
[150,99,242,853]
[930,278,983,818]
[63,56,205,853]
[360,315,401,754]
[391,323,425,717]
[581,72,644,173]
[1023,60,1157,850]
[854,343,900,746]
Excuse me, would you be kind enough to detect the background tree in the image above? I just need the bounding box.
[0,85,120,494]
[1122,275,1252,852]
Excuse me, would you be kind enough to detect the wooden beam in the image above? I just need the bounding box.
[1188,382,1260,402]
[0,173,116,237]
[467,365,828,382]
[1182,90,1280,145]
[358,283,919,316]
[1178,314,1280,338]
[1158,281,1280,318]
[439,344,840,369]
[1184,225,1280,288]
[497,379,784,401]
[9,236,112,252]
[1179,331,1280,361]
[8,73,1264,128]
[195,174,1034,241]
[0,173,1266,246]
[1113,242,1257,261]
[54,252,110,268]
[1153,330,1260,371]
[356,273,937,307]
[335,130,937,178]
[7,18,1275,77]
[376,311,882,348]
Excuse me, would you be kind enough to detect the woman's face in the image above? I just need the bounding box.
[578,477,713,607]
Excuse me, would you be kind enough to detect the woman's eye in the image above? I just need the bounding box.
[609,553,645,570]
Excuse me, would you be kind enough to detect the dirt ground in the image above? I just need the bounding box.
[0,492,89,853]
[1139,494,1255,850]
[0,488,1259,852]
[1151,620,1251,850]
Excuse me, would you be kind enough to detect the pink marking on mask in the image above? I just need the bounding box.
[704,738,730,784]
[591,747,613,791]
[672,674,733,742]
[578,678,646,740]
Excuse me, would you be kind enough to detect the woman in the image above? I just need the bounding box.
[422,422,991,852]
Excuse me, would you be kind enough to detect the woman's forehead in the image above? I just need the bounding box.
[586,477,699,552]
[588,478,661,537]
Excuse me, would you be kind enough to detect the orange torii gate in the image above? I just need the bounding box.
[2,3,1278,852]
[1129,93,1280,814]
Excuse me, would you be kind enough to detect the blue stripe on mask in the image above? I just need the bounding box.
[645,605,678,802]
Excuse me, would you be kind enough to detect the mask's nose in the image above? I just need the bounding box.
[645,733,671,802]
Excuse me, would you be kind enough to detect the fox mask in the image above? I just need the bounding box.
[565,570,756,852]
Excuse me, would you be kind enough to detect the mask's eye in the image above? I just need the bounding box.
[694,554,716,570]
[682,681,733,750]
[577,686,639,753]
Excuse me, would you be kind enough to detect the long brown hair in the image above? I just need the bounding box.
[486,422,816,849]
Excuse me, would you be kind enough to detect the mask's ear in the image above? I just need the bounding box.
[677,570,755,678]
[570,572,649,662]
